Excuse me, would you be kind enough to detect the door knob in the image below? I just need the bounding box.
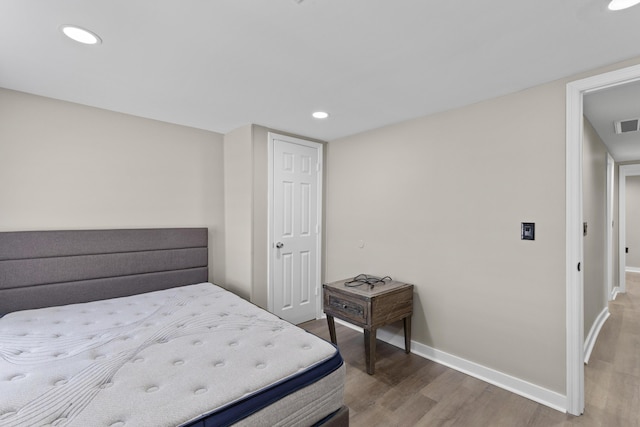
[276,242,284,249]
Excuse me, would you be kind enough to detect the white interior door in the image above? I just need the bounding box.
[268,133,322,324]
[606,153,614,300]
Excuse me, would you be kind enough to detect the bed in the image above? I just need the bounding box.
[0,228,348,427]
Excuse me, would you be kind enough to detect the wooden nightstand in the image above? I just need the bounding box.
[322,278,414,374]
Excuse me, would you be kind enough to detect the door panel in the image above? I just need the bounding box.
[270,136,321,324]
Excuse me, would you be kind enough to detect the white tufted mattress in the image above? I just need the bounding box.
[0,283,345,427]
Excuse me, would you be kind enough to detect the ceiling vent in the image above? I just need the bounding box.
[614,118,640,134]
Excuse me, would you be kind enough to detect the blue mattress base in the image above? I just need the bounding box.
[185,346,344,427]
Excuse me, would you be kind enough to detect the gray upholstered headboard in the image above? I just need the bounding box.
[0,228,208,314]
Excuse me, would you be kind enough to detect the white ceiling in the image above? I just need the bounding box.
[3,0,640,142]
[584,80,640,162]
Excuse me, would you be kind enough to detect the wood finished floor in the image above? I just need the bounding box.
[299,273,640,426]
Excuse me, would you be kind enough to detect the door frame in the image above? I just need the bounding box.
[566,63,640,416]
[619,164,640,292]
[267,132,324,320]
[606,153,615,301]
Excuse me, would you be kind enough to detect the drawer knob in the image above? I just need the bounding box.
[343,304,348,309]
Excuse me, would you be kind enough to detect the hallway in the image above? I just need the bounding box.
[582,271,640,425]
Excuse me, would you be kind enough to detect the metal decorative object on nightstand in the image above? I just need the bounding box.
[322,278,414,375]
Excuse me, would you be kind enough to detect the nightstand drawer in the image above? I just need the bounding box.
[326,294,366,324]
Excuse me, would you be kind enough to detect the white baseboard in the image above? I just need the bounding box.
[611,286,622,300]
[333,319,567,413]
[583,307,609,364]
[625,267,640,274]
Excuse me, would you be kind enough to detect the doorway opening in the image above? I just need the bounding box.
[618,164,640,293]
[267,132,323,324]
[566,63,640,416]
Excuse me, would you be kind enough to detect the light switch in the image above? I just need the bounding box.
[521,222,535,240]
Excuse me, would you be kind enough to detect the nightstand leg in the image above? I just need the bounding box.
[364,328,376,375]
[326,315,337,344]
[403,316,411,354]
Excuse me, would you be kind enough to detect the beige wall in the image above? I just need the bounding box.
[0,88,226,283]
[626,175,640,268]
[324,55,640,397]
[582,118,608,338]
[223,125,254,299]
[251,125,270,308]
[326,81,567,393]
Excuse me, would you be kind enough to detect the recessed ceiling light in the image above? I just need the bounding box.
[608,0,640,10]
[61,25,102,45]
[312,111,329,119]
